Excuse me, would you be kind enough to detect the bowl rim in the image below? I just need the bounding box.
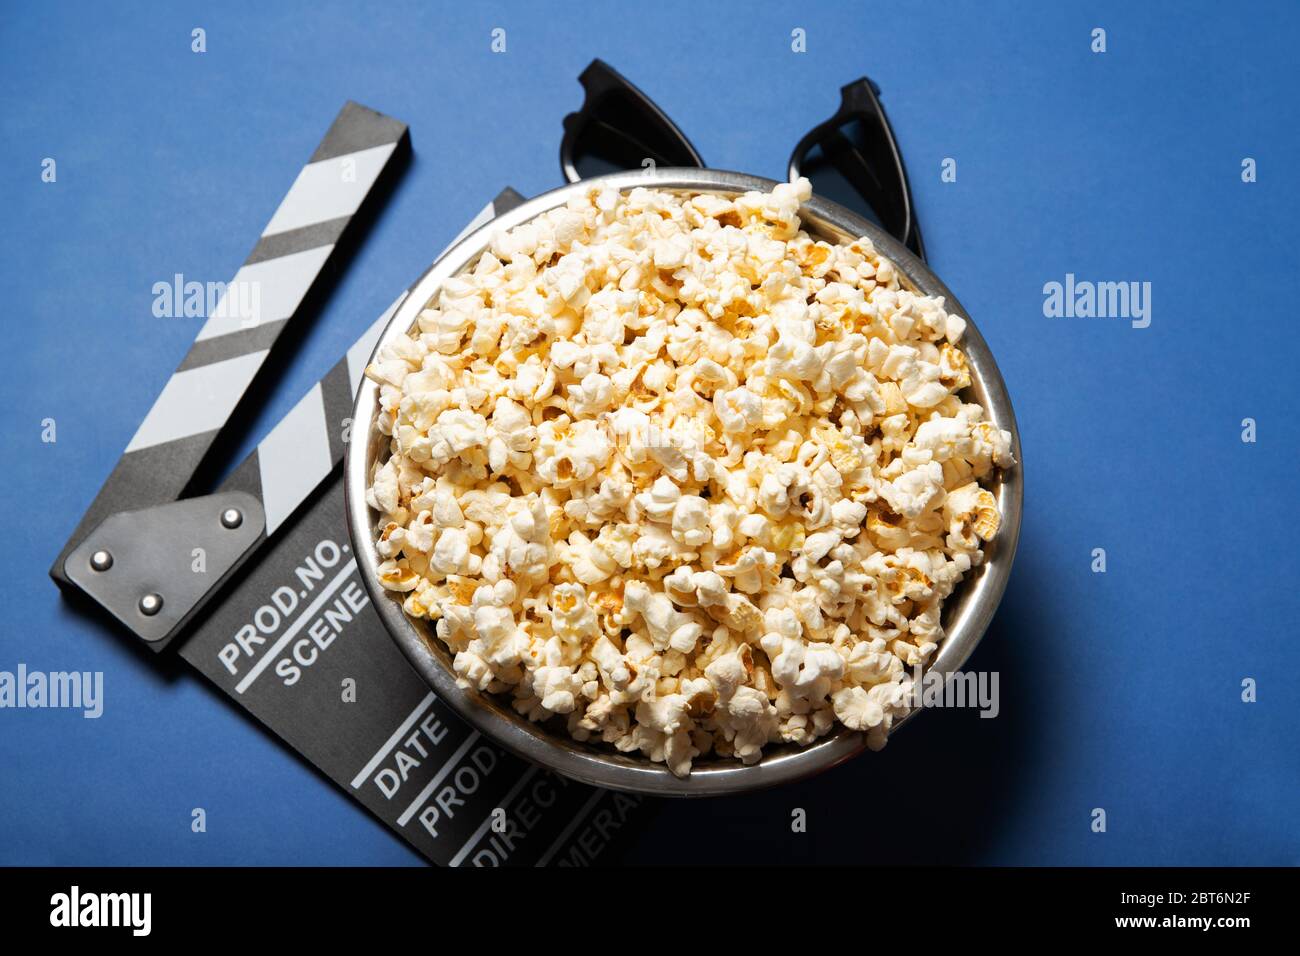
[344,168,1022,797]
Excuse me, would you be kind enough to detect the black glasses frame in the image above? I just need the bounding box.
[788,77,926,262]
[559,59,705,184]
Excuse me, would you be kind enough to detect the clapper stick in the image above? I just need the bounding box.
[52,106,646,864]
[52,102,409,595]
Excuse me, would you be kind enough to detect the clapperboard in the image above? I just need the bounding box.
[50,101,647,867]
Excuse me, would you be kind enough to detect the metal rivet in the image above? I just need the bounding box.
[139,593,164,616]
[90,550,113,572]
[220,508,243,529]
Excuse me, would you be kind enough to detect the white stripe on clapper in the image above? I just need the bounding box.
[256,382,333,535]
[234,558,358,694]
[126,351,268,453]
[195,244,334,343]
[262,144,398,237]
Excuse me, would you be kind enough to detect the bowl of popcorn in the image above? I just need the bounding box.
[345,169,1021,795]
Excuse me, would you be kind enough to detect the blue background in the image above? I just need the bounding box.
[2,0,1296,866]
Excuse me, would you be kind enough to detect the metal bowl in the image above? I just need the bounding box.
[345,168,1022,797]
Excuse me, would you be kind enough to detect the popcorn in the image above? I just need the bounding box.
[624,581,705,654]
[486,397,535,473]
[879,460,946,519]
[422,409,487,468]
[535,418,612,487]
[664,567,728,609]
[431,527,477,576]
[670,495,711,548]
[713,387,763,434]
[943,481,1001,548]
[832,685,885,731]
[633,475,681,522]
[367,178,1015,776]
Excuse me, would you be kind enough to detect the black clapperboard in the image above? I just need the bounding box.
[50,101,648,867]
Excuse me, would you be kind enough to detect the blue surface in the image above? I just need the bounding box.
[2,0,1297,866]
